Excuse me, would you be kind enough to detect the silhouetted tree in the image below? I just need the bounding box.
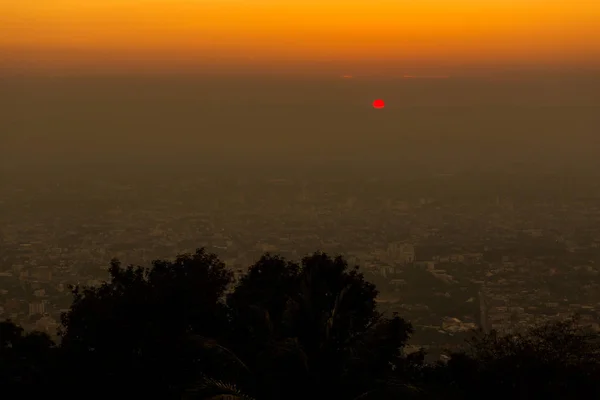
[60,248,234,398]
[0,320,56,394]
[198,252,416,400]
[425,316,600,399]
[6,246,599,400]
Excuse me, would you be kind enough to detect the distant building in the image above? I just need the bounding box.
[387,243,415,264]
[20,266,52,282]
[478,290,490,334]
[29,301,46,316]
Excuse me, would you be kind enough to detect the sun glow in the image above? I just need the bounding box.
[1,0,599,73]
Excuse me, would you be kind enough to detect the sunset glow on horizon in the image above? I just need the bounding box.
[2,0,599,74]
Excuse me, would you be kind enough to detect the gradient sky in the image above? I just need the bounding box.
[2,0,599,74]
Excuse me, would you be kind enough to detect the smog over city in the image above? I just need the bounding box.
[1,1,600,398]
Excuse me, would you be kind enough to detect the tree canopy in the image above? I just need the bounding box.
[1,248,599,399]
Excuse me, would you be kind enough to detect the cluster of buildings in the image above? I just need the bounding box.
[1,174,600,348]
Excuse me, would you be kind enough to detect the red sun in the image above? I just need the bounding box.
[373,99,385,109]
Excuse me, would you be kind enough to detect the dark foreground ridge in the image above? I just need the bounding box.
[1,248,599,399]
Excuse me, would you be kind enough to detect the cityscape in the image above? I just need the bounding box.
[3,0,600,397]
[3,167,600,360]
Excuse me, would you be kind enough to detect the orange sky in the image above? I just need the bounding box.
[1,0,599,73]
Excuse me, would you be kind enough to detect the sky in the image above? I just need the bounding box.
[2,0,600,74]
[1,1,599,175]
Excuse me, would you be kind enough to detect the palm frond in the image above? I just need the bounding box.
[268,337,310,372]
[351,389,377,400]
[186,335,250,373]
[383,378,424,394]
[185,376,256,400]
[203,397,251,400]
[326,284,351,342]
[350,379,422,400]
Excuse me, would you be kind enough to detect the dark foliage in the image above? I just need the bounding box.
[421,316,600,399]
[0,320,58,395]
[1,248,599,400]
[59,249,233,397]
[224,252,413,400]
